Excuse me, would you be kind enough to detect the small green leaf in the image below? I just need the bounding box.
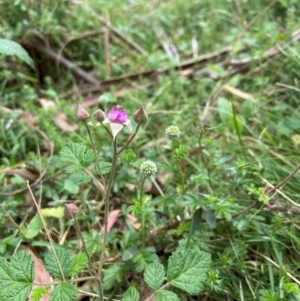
[0,251,34,301]
[120,149,136,165]
[144,262,165,291]
[44,248,74,280]
[156,290,179,301]
[93,161,112,175]
[78,173,92,184]
[69,253,88,276]
[103,265,123,290]
[0,38,34,68]
[122,287,139,301]
[203,210,217,229]
[50,283,77,301]
[20,215,43,239]
[31,286,51,301]
[167,249,211,294]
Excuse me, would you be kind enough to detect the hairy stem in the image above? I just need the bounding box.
[139,176,146,247]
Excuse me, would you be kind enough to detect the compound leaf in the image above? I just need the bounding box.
[69,252,88,276]
[167,249,211,294]
[144,262,165,291]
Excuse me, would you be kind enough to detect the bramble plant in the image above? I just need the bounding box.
[0,104,211,300]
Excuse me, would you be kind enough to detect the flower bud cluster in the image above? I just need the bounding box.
[140,160,157,177]
[165,125,180,140]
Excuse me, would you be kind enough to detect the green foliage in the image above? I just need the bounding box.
[167,249,211,294]
[0,251,33,301]
[156,290,179,301]
[144,262,165,291]
[44,247,86,280]
[93,162,112,175]
[122,287,139,301]
[59,143,94,173]
[50,283,77,301]
[120,149,136,165]
[0,38,34,68]
[103,264,123,290]
[31,286,51,301]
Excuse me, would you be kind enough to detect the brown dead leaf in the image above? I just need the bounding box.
[126,214,140,230]
[222,84,257,103]
[40,99,78,132]
[106,209,121,232]
[22,246,53,301]
[140,286,156,301]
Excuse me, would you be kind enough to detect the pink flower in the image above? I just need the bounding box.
[104,105,132,139]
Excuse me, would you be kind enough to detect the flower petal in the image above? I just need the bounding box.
[109,122,124,139]
[123,119,132,132]
[108,106,128,123]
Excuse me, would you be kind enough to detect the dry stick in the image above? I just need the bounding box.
[31,41,100,85]
[104,29,111,78]
[0,127,54,196]
[60,46,232,99]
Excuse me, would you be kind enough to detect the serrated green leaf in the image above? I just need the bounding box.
[93,161,112,175]
[0,251,33,301]
[120,149,136,165]
[78,173,92,184]
[103,264,123,290]
[156,290,179,301]
[69,253,88,276]
[167,249,211,294]
[31,286,51,301]
[44,248,74,280]
[20,214,43,239]
[0,38,34,68]
[144,262,165,291]
[50,283,77,301]
[59,143,94,173]
[122,287,139,301]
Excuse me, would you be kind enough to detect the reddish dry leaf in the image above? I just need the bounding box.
[126,213,140,230]
[22,246,53,301]
[40,99,78,132]
[106,209,121,232]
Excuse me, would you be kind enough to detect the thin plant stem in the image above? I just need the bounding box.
[73,216,103,299]
[27,181,66,282]
[116,124,140,156]
[98,139,118,278]
[84,121,106,192]
[230,100,247,159]
[139,176,146,247]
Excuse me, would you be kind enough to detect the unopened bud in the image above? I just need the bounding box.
[76,104,89,120]
[64,203,80,218]
[93,109,106,122]
[133,106,148,125]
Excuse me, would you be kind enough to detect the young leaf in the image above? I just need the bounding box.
[69,252,88,276]
[0,38,34,68]
[0,251,34,301]
[167,249,211,294]
[44,248,74,280]
[103,264,123,290]
[156,290,179,301]
[31,286,51,301]
[203,210,217,229]
[50,283,77,301]
[120,149,136,165]
[144,262,165,291]
[122,287,139,301]
[59,143,94,174]
[93,161,112,175]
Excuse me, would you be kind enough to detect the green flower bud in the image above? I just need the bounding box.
[140,160,157,177]
[165,125,180,140]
